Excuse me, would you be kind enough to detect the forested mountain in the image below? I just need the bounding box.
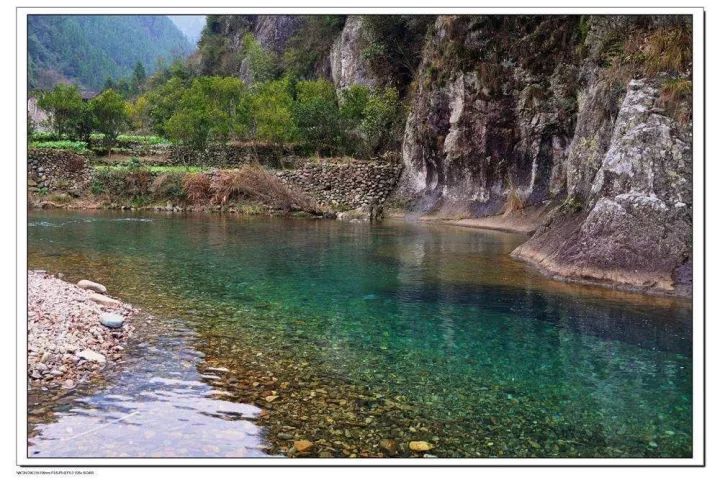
[28,15,194,92]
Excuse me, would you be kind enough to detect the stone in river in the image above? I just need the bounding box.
[409,441,433,453]
[88,293,121,307]
[77,280,107,294]
[379,439,398,456]
[100,312,125,329]
[293,440,314,453]
[78,349,106,363]
[62,379,75,389]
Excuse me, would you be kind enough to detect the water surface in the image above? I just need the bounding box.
[28,210,692,458]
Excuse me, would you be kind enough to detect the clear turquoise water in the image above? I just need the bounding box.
[27,210,692,458]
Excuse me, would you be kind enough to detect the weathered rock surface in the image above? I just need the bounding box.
[330,16,379,91]
[513,79,692,295]
[400,16,581,217]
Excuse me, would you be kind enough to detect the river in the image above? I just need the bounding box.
[27,210,693,458]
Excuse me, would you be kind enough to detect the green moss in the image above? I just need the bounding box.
[558,195,584,214]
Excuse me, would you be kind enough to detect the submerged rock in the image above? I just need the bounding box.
[409,441,433,453]
[379,439,398,456]
[293,440,314,453]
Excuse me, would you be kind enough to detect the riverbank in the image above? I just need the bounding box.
[28,270,137,390]
[403,203,554,236]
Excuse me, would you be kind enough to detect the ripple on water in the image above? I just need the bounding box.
[28,318,269,458]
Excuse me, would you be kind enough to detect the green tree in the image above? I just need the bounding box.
[37,83,86,138]
[164,76,250,150]
[143,77,189,135]
[241,33,279,83]
[250,77,297,144]
[89,89,129,147]
[361,16,434,91]
[359,86,402,155]
[293,79,343,154]
[339,84,371,124]
[131,61,147,93]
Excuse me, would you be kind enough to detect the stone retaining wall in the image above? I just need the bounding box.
[275,160,403,210]
[28,149,91,195]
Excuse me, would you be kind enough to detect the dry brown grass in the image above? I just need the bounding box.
[209,165,322,214]
[124,170,153,197]
[600,24,692,88]
[643,26,692,76]
[503,188,525,217]
[183,172,212,203]
[660,78,693,124]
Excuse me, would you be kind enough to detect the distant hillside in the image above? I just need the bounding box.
[169,15,207,44]
[28,15,194,92]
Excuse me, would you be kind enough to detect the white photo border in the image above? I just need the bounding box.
[15,4,706,468]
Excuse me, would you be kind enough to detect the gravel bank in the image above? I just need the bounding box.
[27,270,136,390]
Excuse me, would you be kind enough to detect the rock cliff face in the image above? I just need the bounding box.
[512,78,692,295]
[399,15,692,295]
[200,15,305,83]
[330,16,379,91]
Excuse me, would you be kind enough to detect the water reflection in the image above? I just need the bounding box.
[28,317,267,458]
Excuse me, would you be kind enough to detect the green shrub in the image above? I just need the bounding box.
[282,16,346,80]
[91,164,153,199]
[116,134,171,145]
[339,85,371,123]
[30,131,62,142]
[241,33,280,83]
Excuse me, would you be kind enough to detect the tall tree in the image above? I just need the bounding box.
[37,83,86,138]
[131,61,147,93]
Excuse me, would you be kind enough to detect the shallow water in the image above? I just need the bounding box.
[27,210,693,458]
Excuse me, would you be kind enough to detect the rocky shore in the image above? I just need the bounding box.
[27,270,136,390]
